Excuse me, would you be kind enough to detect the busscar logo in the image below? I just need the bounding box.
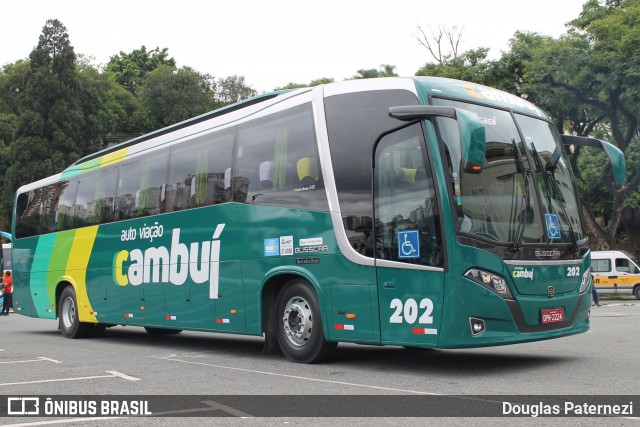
[535,249,561,258]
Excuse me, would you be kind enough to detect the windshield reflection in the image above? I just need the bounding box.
[434,98,585,246]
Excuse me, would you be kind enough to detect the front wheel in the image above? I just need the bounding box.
[634,285,640,300]
[275,279,335,363]
[59,286,93,338]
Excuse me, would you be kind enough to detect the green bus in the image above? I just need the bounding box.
[12,77,625,363]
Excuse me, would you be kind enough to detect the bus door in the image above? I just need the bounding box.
[374,123,444,346]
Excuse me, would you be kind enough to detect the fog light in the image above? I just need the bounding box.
[469,317,486,336]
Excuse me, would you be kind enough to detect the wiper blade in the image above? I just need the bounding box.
[530,142,578,253]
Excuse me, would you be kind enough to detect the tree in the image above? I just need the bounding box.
[352,64,398,79]
[105,46,176,96]
[274,77,335,91]
[137,65,218,131]
[77,61,139,146]
[415,25,464,64]
[215,75,257,105]
[520,0,640,249]
[3,19,101,219]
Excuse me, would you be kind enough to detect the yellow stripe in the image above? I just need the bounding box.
[593,275,640,286]
[65,226,99,323]
[100,147,128,167]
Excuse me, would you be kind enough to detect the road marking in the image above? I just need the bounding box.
[0,357,62,365]
[106,370,140,381]
[0,371,140,387]
[149,354,439,395]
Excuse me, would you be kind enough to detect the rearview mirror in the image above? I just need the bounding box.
[561,135,626,188]
[389,106,486,174]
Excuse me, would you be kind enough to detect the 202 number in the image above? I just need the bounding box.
[389,298,434,324]
[567,266,581,277]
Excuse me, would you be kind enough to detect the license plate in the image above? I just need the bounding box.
[541,308,565,324]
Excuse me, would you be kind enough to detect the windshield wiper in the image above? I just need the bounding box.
[530,142,578,254]
[510,138,531,252]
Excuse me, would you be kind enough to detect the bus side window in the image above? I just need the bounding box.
[15,190,41,238]
[234,103,327,210]
[166,131,233,212]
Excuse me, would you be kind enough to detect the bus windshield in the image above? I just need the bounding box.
[434,98,585,246]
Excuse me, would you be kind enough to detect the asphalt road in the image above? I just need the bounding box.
[0,299,638,426]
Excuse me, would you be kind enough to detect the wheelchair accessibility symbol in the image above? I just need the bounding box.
[545,214,561,240]
[398,230,420,259]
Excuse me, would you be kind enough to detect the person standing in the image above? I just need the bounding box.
[1,271,12,315]
[590,268,602,307]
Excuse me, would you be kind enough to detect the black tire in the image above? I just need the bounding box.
[58,286,93,338]
[275,279,336,363]
[634,285,640,300]
[144,327,183,335]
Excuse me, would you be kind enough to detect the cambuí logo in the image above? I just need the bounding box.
[113,224,225,299]
[512,268,534,280]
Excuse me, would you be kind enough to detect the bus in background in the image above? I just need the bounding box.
[591,250,640,300]
[1,243,10,275]
[11,77,625,363]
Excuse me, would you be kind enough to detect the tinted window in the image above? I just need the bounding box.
[75,167,117,227]
[235,103,327,210]
[115,149,169,221]
[41,181,76,233]
[166,130,233,212]
[325,90,419,253]
[15,190,42,238]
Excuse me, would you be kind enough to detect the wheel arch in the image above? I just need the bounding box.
[260,267,329,347]
[54,278,76,318]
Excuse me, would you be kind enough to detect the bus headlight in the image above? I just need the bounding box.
[579,270,591,294]
[464,268,513,299]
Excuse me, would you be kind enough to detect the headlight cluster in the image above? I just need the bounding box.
[464,268,514,299]
[579,270,591,294]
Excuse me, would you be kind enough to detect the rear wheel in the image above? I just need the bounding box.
[144,327,182,335]
[59,286,93,338]
[275,279,335,363]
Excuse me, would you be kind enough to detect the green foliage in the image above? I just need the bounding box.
[216,75,257,105]
[105,46,176,96]
[274,78,335,91]
[352,64,398,79]
[137,65,218,131]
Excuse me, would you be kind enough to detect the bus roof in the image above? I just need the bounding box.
[409,76,551,120]
[20,77,550,193]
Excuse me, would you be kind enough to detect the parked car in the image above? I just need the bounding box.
[590,250,640,300]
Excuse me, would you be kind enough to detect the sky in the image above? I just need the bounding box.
[1,0,588,93]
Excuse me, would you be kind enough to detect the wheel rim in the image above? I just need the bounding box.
[61,296,76,329]
[282,296,313,347]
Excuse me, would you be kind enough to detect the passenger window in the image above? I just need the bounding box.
[75,168,117,226]
[115,149,169,221]
[166,131,233,212]
[15,189,43,238]
[374,123,442,267]
[234,103,327,210]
